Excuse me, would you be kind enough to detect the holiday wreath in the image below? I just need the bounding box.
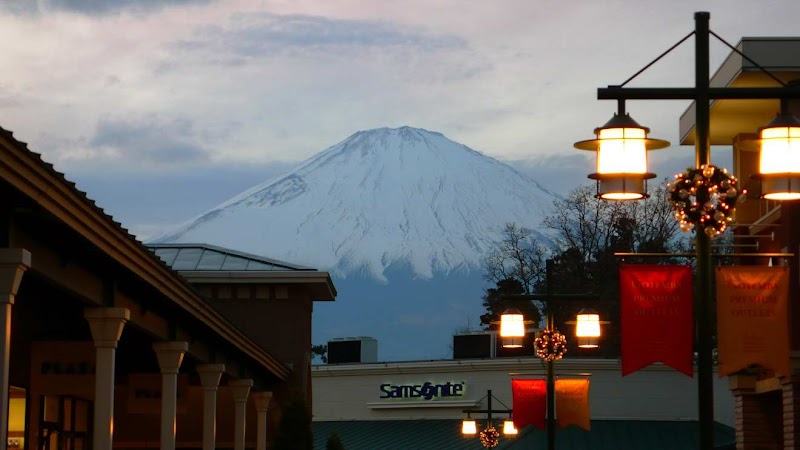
[666,164,745,238]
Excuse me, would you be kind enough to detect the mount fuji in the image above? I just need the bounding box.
[155,126,560,360]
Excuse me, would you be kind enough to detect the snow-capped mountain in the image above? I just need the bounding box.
[156,126,558,282]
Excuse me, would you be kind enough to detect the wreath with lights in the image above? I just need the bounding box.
[666,164,746,238]
[534,328,567,362]
[479,426,500,448]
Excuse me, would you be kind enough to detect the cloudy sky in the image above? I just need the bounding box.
[0,0,797,237]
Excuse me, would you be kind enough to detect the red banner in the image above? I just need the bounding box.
[512,379,546,430]
[716,266,790,377]
[555,379,590,431]
[620,265,694,377]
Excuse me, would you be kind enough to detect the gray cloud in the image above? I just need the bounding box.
[90,116,209,164]
[1,0,211,16]
[177,13,466,58]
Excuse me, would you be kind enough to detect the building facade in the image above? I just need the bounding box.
[312,352,736,449]
[0,126,335,450]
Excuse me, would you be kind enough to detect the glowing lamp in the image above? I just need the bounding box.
[753,112,800,200]
[461,419,477,436]
[503,420,518,436]
[500,308,525,348]
[575,308,602,348]
[575,109,669,200]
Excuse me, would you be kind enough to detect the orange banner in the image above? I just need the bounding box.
[716,266,790,377]
[555,379,590,431]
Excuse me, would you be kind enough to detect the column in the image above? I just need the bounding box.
[197,364,225,450]
[0,249,29,450]
[153,341,188,450]
[783,377,800,450]
[85,307,130,450]
[229,379,253,450]
[729,374,782,450]
[251,392,273,450]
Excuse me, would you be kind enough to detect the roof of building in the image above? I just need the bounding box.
[679,37,800,145]
[148,243,337,300]
[148,243,313,271]
[312,419,735,450]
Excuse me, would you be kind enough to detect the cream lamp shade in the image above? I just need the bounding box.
[575,111,669,200]
[461,419,477,435]
[503,420,518,436]
[499,308,525,348]
[575,308,602,348]
[755,112,800,200]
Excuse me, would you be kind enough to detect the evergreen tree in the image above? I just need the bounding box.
[481,184,682,358]
[326,431,346,450]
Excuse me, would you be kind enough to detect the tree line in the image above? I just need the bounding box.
[481,184,684,357]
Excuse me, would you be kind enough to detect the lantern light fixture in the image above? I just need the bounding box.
[462,418,477,436]
[503,419,518,436]
[499,308,526,348]
[751,109,800,200]
[575,308,602,349]
[574,101,670,200]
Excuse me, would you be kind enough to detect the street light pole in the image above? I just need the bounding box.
[693,12,715,450]
[501,259,598,450]
[589,11,800,449]
[545,259,555,450]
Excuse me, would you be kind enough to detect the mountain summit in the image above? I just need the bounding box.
[156,126,558,281]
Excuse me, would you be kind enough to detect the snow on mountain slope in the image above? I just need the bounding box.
[156,126,558,281]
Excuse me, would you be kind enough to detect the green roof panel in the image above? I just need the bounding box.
[313,420,735,450]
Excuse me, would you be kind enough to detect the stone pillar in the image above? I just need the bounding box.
[0,249,29,450]
[153,342,188,450]
[251,392,273,450]
[230,379,253,450]
[85,307,130,450]
[730,374,782,450]
[783,378,800,450]
[197,364,225,450]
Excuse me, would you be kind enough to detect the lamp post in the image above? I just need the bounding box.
[500,259,600,450]
[576,12,800,449]
[461,389,516,448]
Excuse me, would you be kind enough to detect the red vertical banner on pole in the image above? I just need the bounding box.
[620,264,694,377]
[716,266,790,377]
[512,379,546,430]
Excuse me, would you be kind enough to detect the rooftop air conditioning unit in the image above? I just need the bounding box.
[452,331,497,359]
[327,337,378,364]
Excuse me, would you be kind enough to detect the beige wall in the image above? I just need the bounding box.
[312,358,735,426]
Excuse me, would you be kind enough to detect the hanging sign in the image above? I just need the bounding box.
[555,379,590,431]
[620,264,694,377]
[512,379,546,430]
[716,266,790,377]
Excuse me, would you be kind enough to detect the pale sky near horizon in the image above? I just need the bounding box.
[0,0,796,236]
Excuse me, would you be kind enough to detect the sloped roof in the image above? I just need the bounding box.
[312,420,735,450]
[148,243,337,301]
[148,243,313,271]
[0,125,291,380]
